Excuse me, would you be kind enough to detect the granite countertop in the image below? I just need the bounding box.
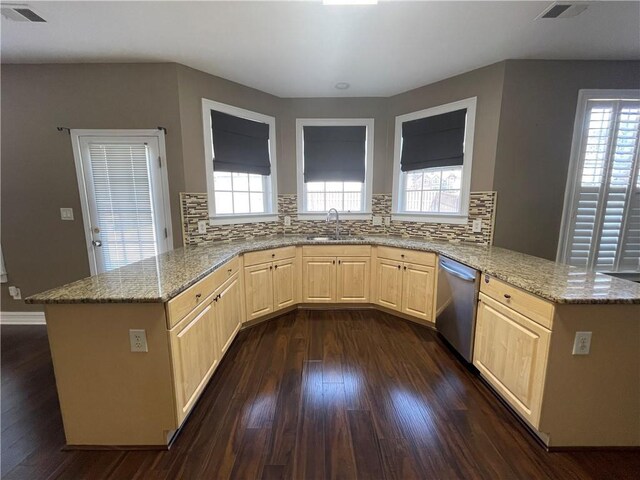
[26,235,640,305]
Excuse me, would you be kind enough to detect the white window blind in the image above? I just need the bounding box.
[88,143,158,271]
[561,94,640,273]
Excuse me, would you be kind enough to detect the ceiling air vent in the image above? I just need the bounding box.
[538,2,589,19]
[1,4,46,22]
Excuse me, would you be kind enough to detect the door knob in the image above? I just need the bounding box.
[92,240,102,247]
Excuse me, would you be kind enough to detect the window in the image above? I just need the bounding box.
[296,118,374,219]
[392,97,476,224]
[558,90,640,274]
[202,99,278,224]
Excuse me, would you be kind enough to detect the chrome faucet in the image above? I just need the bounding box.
[327,208,340,239]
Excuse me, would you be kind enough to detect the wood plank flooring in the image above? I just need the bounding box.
[2,309,639,479]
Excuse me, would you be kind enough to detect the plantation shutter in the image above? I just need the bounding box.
[87,142,159,271]
[563,98,640,273]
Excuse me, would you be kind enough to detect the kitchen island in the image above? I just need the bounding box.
[27,235,640,449]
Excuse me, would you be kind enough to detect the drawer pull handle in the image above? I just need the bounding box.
[401,254,405,258]
[227,268,232,273]
[504,294,511,299]
[195,293,202,301]
[271,253,275,258]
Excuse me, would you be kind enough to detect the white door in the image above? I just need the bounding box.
[72,130,172,274]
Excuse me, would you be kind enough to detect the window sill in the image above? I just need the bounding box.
[208,213,279,225]
[297,212,372,221]
[391,213,468,225]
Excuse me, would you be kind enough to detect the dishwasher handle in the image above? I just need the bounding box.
[440,262,477,282]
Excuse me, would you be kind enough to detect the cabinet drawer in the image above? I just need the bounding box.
[244,246,296,267]
[166,257,239,329]
[302,245,371,257]
[376,246,436,267]
[480,274,554,329]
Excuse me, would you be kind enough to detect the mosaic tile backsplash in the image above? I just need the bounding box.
[180,192,497,246]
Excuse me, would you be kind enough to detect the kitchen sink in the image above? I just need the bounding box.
[305,235,366,241]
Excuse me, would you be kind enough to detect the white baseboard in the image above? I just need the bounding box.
[0,311,46,325]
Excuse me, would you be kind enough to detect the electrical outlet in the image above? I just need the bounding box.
[197,220,208,234]
[129,329,148,353]
[472,218,482,233]
[384,216,391,227]
[284,215,291,227]
[372,216,382,226]
[60,208,74,221]
[572,331,592,355]
[8,286,21,300]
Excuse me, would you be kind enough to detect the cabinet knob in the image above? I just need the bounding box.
[333,260,336,264]
[271,253,275,258]
[401,254,405,258]
[227,268,232,274]
[274,265,278,269]
[397,265,401,269]
[195,293,202,301]
[270,265,273,270]
[504,294,511,300]
[403,266,407,270]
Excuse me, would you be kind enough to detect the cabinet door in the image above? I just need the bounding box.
[474,294,551,428]
[374,258,403,311]
[302,256,336,303]
[401,262,435,321]
[244,263,274,321]
[273,257,296,310]
[216,272,243,356]
[337,256,370,303]
[169,302,219,423]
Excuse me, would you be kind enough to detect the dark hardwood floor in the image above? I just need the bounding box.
[2,310,639,479]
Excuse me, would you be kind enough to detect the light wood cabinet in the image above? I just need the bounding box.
[401,262,435,321]
[336,257,370,303]
[244,262,274,321]
[302,256,336,302]
[374,257,403,310]
[273,257,297,310]
[215,272,243,356]
[474,293,551,428]
[169,299,220,424]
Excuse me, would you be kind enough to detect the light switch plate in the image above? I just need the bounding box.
[197,220,208,234]
[384,217,391,227]
[284,215,291,227]
[60,208,74,221]
[129,329,148,353]
[472,218,482,233]
[572,331,592,355]
[372,216,382,226]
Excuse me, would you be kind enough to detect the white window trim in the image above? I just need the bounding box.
[391,97,476,224]
[557,89,640,266]
[202,98,278,224]
[295,118,374,220]
[70,129,173,275]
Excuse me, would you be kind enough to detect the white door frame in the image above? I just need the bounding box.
[70,129,173,275]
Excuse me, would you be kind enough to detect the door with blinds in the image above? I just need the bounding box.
[73,131,172,274]
[559,91,640,274]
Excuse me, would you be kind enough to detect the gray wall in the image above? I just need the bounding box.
[0,63,185,311]
[492,60,640,260]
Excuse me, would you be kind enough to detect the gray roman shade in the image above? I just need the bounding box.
[400,109,467,172]
[303,126,366,182]
[211,110,271,176]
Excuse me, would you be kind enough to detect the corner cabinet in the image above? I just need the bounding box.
[373,247,437,323]
[243,247,300,320]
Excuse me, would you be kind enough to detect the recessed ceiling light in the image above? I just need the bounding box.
[323,0,378,6]
[335,82,350,90]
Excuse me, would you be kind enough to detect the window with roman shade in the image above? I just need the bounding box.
[296,119,374,217]
[203,99,278,223]
[559,90,640,274]
[392,97,476,223]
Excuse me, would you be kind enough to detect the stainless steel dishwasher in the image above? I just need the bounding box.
[435,256,480,363]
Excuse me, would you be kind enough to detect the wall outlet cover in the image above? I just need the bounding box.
[572,331,592,355]
[60,208,74,221]
[197,220,208,234]
[472,218,483,233]
[384,216,391,227]
[129,329,148,353]
[284,215,291,226]
[372,216,382,226]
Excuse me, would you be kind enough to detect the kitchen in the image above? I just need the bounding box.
[1,1,639,479]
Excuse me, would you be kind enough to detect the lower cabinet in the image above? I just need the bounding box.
[169,299,220,424]
[215,272,243,356]
[474,293,551,428]
[244,254,299,319]
[373,256,435,322]
[302,255,370,303]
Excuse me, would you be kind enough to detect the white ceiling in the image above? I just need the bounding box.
[2,1,639,97]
